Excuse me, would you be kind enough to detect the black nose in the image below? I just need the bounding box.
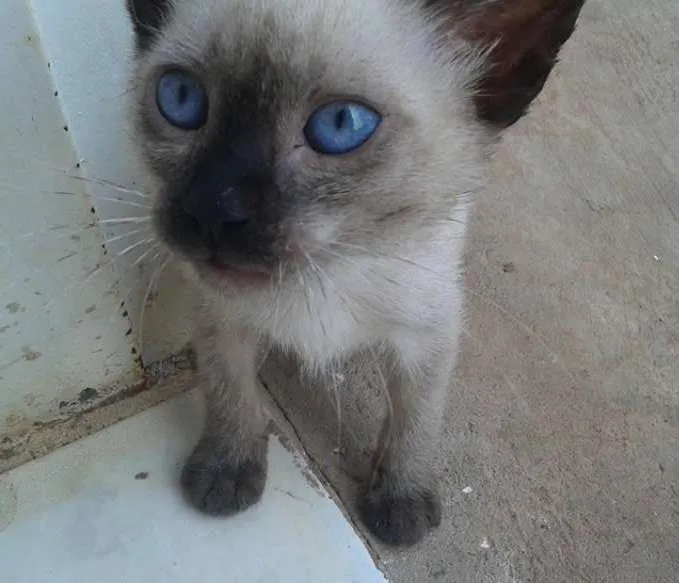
[169,117,277,259]
[179,187,253,251]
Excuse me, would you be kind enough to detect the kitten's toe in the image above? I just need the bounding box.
[359,482,441,547]
[181,441,267,516]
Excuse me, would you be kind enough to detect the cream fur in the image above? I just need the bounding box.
[124,0,580,547]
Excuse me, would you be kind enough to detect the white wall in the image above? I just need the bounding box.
[0,0,188,438]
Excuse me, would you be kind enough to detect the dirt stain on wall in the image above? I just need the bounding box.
[21,346,42,362]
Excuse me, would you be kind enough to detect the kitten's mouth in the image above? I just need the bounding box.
[201,258,272,286]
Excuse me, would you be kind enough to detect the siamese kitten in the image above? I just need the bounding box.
[125,0,584,547]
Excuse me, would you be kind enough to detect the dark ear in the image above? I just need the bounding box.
[125,0,171,51]
[427,0,586,129]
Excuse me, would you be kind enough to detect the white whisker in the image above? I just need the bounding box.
[336,240,446,279]
[50,192,151,210]
[0,237,162,338]
[302,251,329,302]
[2,164,151,201]
[268,262,285,328]
[320,245,396,287]
[369,345,393,489]
[101,216,152,225]
[104,227,152,246]
[94,197,151,210]
[2,219,152,257]
[327,240,578,385]
[8,256,116,327]
[132,242,161,267]
[62,174,150,200]
[137,253,172,353]
[118,237,155,258]
[0,223,97,253]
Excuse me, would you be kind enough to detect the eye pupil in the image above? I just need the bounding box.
[156,69,208,130]
[305,101,381,155]
[334,108,347,130]
[177,84,188,105]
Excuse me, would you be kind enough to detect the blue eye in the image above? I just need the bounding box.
[156,70,208,130]
[304,101,381,155]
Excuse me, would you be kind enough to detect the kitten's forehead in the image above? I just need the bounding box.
[146,0,459,109]
[162,0,416,59]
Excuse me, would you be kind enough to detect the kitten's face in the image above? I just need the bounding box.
[126,0,584,288]
[129,0,485,286]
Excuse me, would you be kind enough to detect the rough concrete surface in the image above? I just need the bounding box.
[263,1,679,581]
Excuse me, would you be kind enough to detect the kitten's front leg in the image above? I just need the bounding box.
[181,321,268,516]
[360,335,456,547]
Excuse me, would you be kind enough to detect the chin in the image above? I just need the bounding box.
[191,258,274,293]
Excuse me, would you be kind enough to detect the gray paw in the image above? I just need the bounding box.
[181,440,267,516]
[360,482,441,547]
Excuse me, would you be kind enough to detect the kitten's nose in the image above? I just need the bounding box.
[173,124,276,259]
[180,188,253,250]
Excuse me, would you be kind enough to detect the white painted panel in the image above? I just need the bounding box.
[0,0,138,433]
[27,0,192,365]
[0,0,194,436]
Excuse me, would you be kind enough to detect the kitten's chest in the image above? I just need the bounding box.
[256,280,380,368]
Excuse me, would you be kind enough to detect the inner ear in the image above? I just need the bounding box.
[427,0,586,129]
[126,0,171,51]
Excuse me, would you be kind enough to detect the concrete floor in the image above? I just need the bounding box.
[263,1,679,581]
